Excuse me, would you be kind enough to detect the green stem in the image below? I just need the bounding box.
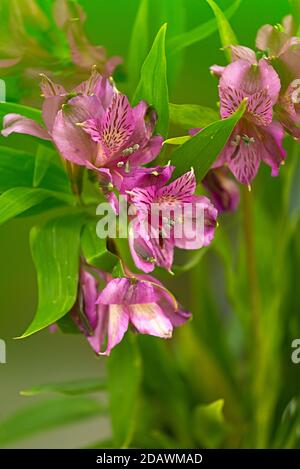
[241,186,262,446]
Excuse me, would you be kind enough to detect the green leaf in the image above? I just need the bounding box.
[170,99,247,181]
[20,214,84,338]
[127,0,148,94]
[164,135,191,146]
[81,220,118,272]
[0,146,71,194]
[33,144,55,187]
[21,377,106,396]
[0,396,104,446]
[193,399,229,448]
[206,0,239,61]
[133,23,169,137]
[107,335,142,448]
[273,397,300,448]
[167,0,241,55]
[169,103,219,129]
[0,187,74,226]
[0,101,43,124]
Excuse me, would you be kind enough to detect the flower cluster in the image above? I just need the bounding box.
[208,15,300,186]
[2,69,218,353]
[2,14,300,355]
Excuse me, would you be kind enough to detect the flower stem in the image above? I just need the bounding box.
[241,186,262,446]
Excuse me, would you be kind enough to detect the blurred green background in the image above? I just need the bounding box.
[1,0,299,448]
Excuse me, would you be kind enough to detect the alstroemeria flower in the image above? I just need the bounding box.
[2,71,163,205]
[256,16,300,83]
[127,169,218,273]
[72,266,191,356]
[202,168,240,213]
[212,59,286,184]
[0,0,121,103]
[95,275,191,355]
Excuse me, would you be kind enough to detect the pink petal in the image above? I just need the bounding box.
[1,114,50,140]
[247,89,273,126]
[210,64,225,77]
[129,303,173,338]
[96,278,159,305]
[227,136,261,185]
[255,24,288,56]
[173,196,217,249]
[229,45,257,63]
[128,221,156,273]
[260,122,286,176]
[52,100,97,166]
[103,304,129,355]
[158,170,196,202]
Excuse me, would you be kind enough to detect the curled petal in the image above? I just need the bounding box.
[1,113,50,140]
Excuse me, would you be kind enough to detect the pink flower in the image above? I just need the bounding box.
[127,169,218,273]
[72,267,191,356]
[212,59,285,184]
[2,70,163,203]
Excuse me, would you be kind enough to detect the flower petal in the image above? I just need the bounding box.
[96,277,159,305]
[52,99,97,165]
[103,304,129,355]
[260,122,286,176]
[1,114,50,140]
[129,303,173,338]
[158,170,196,203]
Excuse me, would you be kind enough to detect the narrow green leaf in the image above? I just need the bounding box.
[20,214,84,338]
[170,99,247,181]
[169,103,219,129]
[127,0,148,94]
[107,335,142,448]
[21,377,106,396]
[164,135,191,146]
[193,399,229,448]
[81,220,118,272]
[0,397,104,446]
[133,23,169,137]
[0,146,71,194]
[0,187,74,226]
[0,101,43,124]
[168,0,241,55]
[33,144,55,187]
[206,0,239,61]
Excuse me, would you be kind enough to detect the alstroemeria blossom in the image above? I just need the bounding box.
[72,267,191,356]
[213,59,286,184]
[95,275,191,355]
[2,71,163,204]
[127,169,218,273]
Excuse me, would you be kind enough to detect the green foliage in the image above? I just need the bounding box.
[20,377,107,396]
[0,187,74,226]
[167,0,241,55]
[169,103,219,130]
[0,396,105,447]
[20,214,84,338]
[133,24,169,137]
[193,399,229,448]
[81,220,118,272]
[127,0,149,94]
[107,335,142,448]
[206,0,239,61]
